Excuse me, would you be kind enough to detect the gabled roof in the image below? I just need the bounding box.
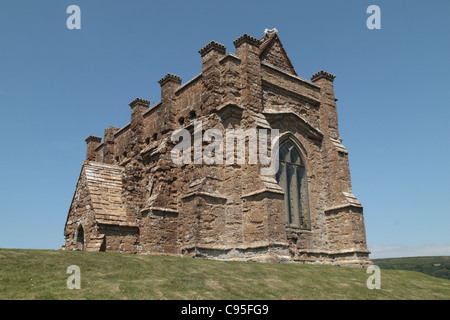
[66,161,136,228]
[83,161,132,226]
[259,32,298,76]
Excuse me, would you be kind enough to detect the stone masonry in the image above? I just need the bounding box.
[62,30,371,267]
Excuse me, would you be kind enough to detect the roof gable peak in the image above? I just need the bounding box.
[259,30,297,76]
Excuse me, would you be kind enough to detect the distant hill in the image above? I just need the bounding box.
[372,256,450,280]
[0,249,449,300]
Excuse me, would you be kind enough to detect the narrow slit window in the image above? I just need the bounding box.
[76,225,85,250]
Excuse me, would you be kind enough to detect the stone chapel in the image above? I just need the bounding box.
[62,29,371,267]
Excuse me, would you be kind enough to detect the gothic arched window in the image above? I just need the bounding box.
[276,140,310,229]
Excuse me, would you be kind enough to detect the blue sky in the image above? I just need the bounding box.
[0,0,448,259]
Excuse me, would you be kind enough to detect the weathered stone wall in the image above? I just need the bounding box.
[63,166,102,252]
[98,224,139,253]
[63,30,370,267]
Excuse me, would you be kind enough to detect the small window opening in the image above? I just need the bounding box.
[76,225,85,250]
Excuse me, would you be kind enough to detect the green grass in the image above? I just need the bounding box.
[0,249,449,300]
[372,256,450,280]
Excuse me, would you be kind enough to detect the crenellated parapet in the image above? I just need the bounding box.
[199,41,226,57]
[233,33,261,48]
[311,70,336,82]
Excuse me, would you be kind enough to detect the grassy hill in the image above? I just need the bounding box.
[0,249,449,300]
[372,256,450,280]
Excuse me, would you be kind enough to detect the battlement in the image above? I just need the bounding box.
[85,31,335,166]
